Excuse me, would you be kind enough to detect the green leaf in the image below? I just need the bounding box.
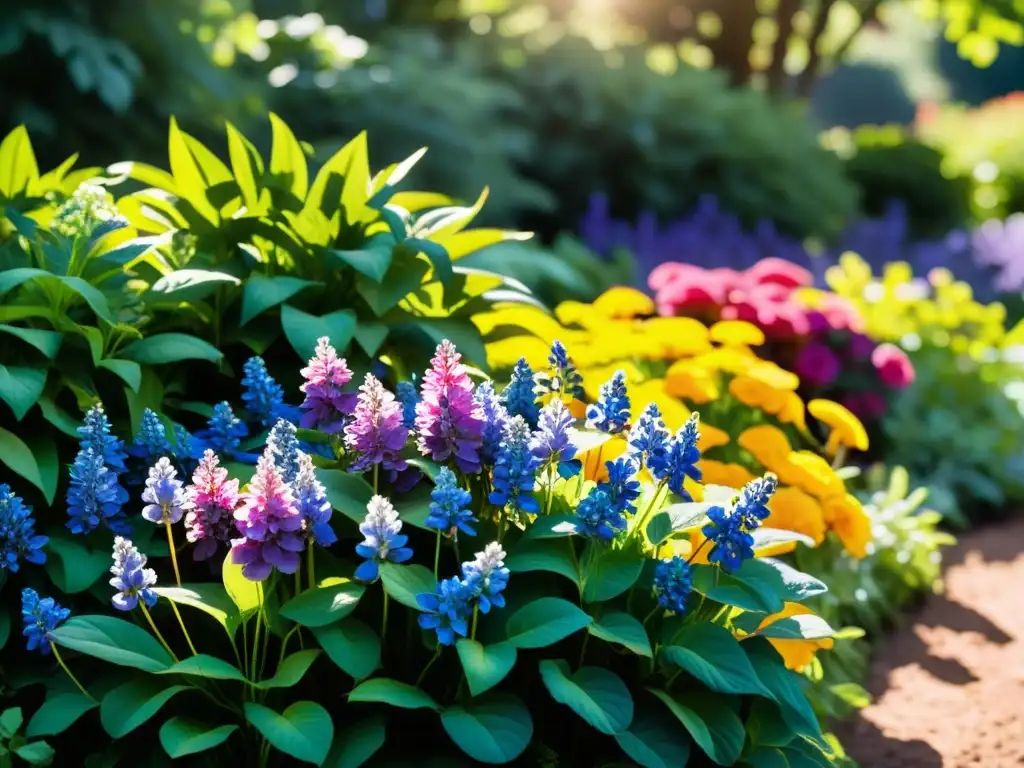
[615,705,692,768]
[441,693,533,764]
[268,114,308,199]
[313,620,380,681]
[406,238,453,287]
[25,434,57,504]
[97,359,141,392]
[648,689,745,766]
[589,612,652,658]
[281,579,365,627]
[663,501,714,532]
[38,396,80,437]
[746,639,823,742]
[327,248,392,283]
[539,659,633,735]
[26,694,98,738]
[831,682,871,709]
[504,539,578,585]
[239,275,319,326]
[455,640,517,697]
[582,544,644,603]
[257,649,321,689]
[222,558,262,623]
[168,117,217,223]
[0,325,62,358]
[319,469,373,522]
[356,249,430,316]
[159,717,238,759]
[244,701,333,766]
[280,305,357,360]
[348,678,439,711]
[0,707,22,737]
[152,584,241,638]
[226,121,265,213]
[0,126,38,196]
[0,363,46,420]
[148,269,240,302]
[691,564,782,614]
[120,333,222,365]
[519,514,579,541]
[100,679,189,738]
[159,654,248,682]
[733,558,827,605]
[751,528,816,552]
[353,322,389,357]
[646,512,673,546]
[43,537,110,594]
[378,563,436,610]
[50,615,174,672]
[744,746,790,768]
[505,598,592,649]
[660,624,770,696]
[14,741,55,765]
[324,716,386,768]
[758,614,835,640]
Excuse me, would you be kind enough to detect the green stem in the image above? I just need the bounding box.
[52,644,94,700]
[307,546,316,588]
[577,631,590,670]
[294,568,302,597]
[666,669,682,689]
[140,603,179,663]
[544,465,555,516]
[710,604,731,625]
[642,604,661,626]
[687,538,711,565]
[635,479,668,540]
[470,605,480,641]
[164,517,183,587]
[453,538,462,570]
[251,585,264,681]
[372,465,379,494]
[416,646,442,687]
[242,620,250,678]
[381,591,390,643]
[276,625,302,673]
[169,601,198,656]
[433,531,441,581]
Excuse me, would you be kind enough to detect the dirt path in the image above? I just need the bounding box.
[835,516,1024,767]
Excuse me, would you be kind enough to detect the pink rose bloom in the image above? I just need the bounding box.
[872,343,915,389]
[794,342,841,387]
[745,257,813,289]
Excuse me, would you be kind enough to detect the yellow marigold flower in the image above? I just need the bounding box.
[745,361,800,392]
[787,451,845,499]
[486,337,551,370]
[580,363,644,402]
[642,317,713,358]
[592,287,656,319]
[554,300,597,327]
[664,363,719,404]
[738,425,793,469]
[698,460,755,489]
[807,399,869,454]
[777,392,808,432]
[579,433,628,483]
[756,603,834,671]
[766,487,827,545]
[699,347,756,375]
[698,423,731,452]
[630,380,691,431]
[822,493,872,558]
[729,376,788,415]
[709,320,765,347]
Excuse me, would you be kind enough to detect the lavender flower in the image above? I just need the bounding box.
[299,337,357,433]
[396,380,419,430]
[603,456,641,514]
[354,495,413,582]
[629,402,670,473]
[266,419,301,485]
[416,576,472,646]
[184,450,240,561]
[461,542,510,614]
[141,457,187,525]
[475,380,510,467]
[575,486,625,542]
[585,370,630,434]
[294,453,336,547]
[21,588,69,655]
[489,416,540,520]
[109,537,158,611]
[344,374,409,474]
[66,448,130,535]
[78,403,127,472]
[425,467,476,537]
[415,340,484,474]
[657,414,702,501]
[502,358,540,427]
[537,341,584,400]
[529,398,580,479]
[0,485,47,572]
[242,357,295,428]
[130,409,172,465]
[196,402,253,462]
[231,456,305,581]
[734,474,778,531]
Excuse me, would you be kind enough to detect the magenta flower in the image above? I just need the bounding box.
[184,450,240,562]
[299,336,357,433]
[231,456,304,581]
[344,373,410,474]
[415,340,484,474]
[794,342,841,387]
[872,343,915,389]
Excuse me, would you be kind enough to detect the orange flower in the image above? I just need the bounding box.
[738,425,793,469]
[729,376,788,414]
[745,361,800,392]
[786,451,845,499]
[665,363,719,404]
[578,433,628,483]
[698,460,756,489]
[697,423,731,452]
[592,287,656,319]
[765,487,827,545]
[823,493,872,558]
[709,320,765,347]
[756,603,834,671]
[777,391,808,432]
[808,399,869,455]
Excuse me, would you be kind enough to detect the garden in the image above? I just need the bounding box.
[0,1,1023,766]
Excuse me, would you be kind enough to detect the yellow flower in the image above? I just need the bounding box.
[756,603,834,671]
[698,423,731,452]
[745,361,800,392]
[709,320,765,347]
[697,347,756,375]
[698,460,755,489]
[822,493,872,558]
[664,364,719,404]
[777,392,808,432]
[642,317,713,358]
[738,425,793,469]
[580,363,645,402]
[579,433,628,483]
[631,380,691,431]
[729,376,788,415]
[786,451,845,500]
[592,287,656,319]
[807,399,869,455]
[765,487,827,545]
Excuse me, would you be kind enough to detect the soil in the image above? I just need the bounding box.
[835,516,1024,767]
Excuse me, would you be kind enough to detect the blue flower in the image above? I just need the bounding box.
[354,495,413,582]
[141,457,187,525]
[425,467,476,537]
[196,402,255,462]
[78,404,127,472]
[396,380,419,430]
[657,414,702,501]
[172,424,197,469]
[66,448,130,535]
[629,402,670,473]
[489,416,540,519]
[539,341,584,400]
[734,474,778,532]
[109,537,159,611]
[129,408,172,465]
[0,486,47,572]
[461,542,509,614]
[21,588,69,655]
[266,419,301,484]
[653,556,693,614]
[242,357,296,428]
[701,505,754,573]
[603,456,641,514]
[585,370,631,434]
[416,576,472,646]
[575,486,626,542]
[475,380,509,467]
[529,398,580,479]
[503,358,540,427]
[294,453,336,547]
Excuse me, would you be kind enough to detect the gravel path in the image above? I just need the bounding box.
[836,516,1024,767]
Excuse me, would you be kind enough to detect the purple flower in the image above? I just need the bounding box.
[415,340,484,474]
[109,537,158,611]
[294,452,336,547]
[529,398,580,479]
[141,457,187,525]
[475,380,510,467]
[344,373,409,474]
[299,337,357,433]
[184,450,240,561]
[231,456,305,581]
[794,343,841,388]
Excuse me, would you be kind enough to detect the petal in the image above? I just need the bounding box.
[354,560,379,582]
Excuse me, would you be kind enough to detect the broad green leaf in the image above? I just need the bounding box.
[280,305,357,360]
[0,267,49,295]
[589,612,652,658]
[339,131,372,225]
[120,333,222,365]
[379,563,436,610]
[0,707,22,737]
[244,701,333,766]
[746,639,823,742]
[93,236,161,266]
[744,747,790,768]
[831,682,871,709]
[733,558,827,605]
[13,741,55,766]
[159,654,248,682]
[324,716,385,768]
[691,564,782,614]
[152,584,241,638]
[758,614,835,640]
[327,248,392,283]
[313,620,380,680]
[348,678,438,711]
[505,598,592,649]
[38,395,80,437]
[353,321,389,357]
[0,427,44,496]
[50,615,174,672]
[159,717,238,759]
[435,228,531,261]
[100,679,189,738]
[751,528,816,553]
[441,693,533,764]
[257,649,321,689]
[319,469,373,522]
[268,113,308,199]
[582,544,644,603]
[519,514,579,541]
[663,501,714,532]
[660,624,771,696]
[406,238,453,288]
[615,705,692,768]
[239,275,319,326]
[106,160,178,194]
[226,122,265,212]
[646,512,673,546]
[0,325,61,358]
[648,689,744,766]
[280,579,364,627]
[416,187,489,240]
[168,117,217,223]
[0,126,38,196]
[97,359,141,392]
[539,659,633,735]
[0,363,46,420]
[26,694,98,738]
[504,539,578,585]
[222,557,262,623]
[455,640,517,696]
[148,269,240,302]
[25,434,58,504]
[356,249,430,316]
[44,536,110,594]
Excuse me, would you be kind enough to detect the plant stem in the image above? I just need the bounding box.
[381,591,390,642]
[307,546,316,588]
[372,465,379,494]
[544,465,555,516]
[470,605,480,640]
[294,569,302,597]
[140,603,179,663]
[453,537,461,570]
[576,632,590,670]
[642,604,661,626]
[635,480,668,541]
[169,602,198,656]
[164,518,183,587]
[52,644,94,700]
[687,538,711,565]
[416,646,442,687]
[276,625,302,673]
[433,531,441,581]
[251,587,264,681]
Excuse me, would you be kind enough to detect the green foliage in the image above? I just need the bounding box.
[0,706,56,765]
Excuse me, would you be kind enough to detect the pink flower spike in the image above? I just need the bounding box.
[344,373,410,474]
[415,340,484,474]
[299,336,357,433]
[184,450,240,562]
[231,455,304,580]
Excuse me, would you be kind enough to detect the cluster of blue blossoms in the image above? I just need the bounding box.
[417,542,510,645]
[701,473,779,573]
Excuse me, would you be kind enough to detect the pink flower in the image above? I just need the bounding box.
[231,456,304,581]
[744,258,812,289]
[184,450,240,562]
[344,374,410,474]
[415,340,484,474]
[299,337,357,433]
[872,343,915,389]
[794,343,841,387]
